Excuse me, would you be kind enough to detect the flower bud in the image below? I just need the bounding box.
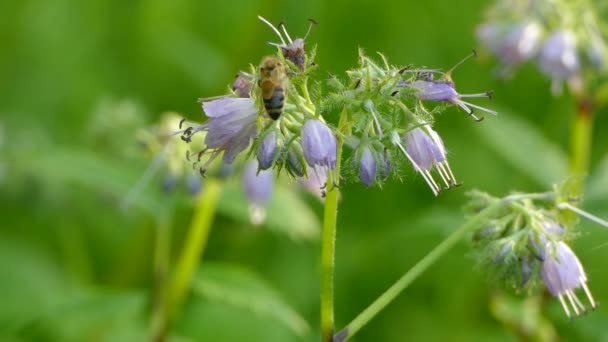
[301,120,337,169]
[520,257,533,288]
[257,131,277,170]
[377,149,392,181]
[357,145,376,187]
[287,148,305,177]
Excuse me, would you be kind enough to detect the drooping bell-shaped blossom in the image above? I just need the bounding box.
[242,160,274,225]
[541,241,596,318]
[391,126,457,196]
[409,80,497,122]
[301,119,338,192]
[179,97,259,172]
[357,145,376,187]
[257,131,277,170]
[538,30,581,94]
[301,119,337,170]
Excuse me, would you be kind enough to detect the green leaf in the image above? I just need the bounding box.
[14,145,165,217]
[191,262,310,337]
[217,181,320,241]
[22,289,148,342]
[474,105,568,187]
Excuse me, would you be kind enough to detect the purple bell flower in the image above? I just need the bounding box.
[357,145,376,187]
[301,119,337,170]
[394,126,457,196]
[257,131,277,170]
[540,241,596,318]
[409,80,497,122]
[243,160,274,225]
[180,97,258,171]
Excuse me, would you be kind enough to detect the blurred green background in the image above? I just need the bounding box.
[1,0,608,341]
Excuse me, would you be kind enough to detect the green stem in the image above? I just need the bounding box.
[335,199,508,342]
[569,97,593,196]
[321,135,344,342]
[166,179,221,321]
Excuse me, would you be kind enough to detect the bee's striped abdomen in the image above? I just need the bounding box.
[263,87,285,120]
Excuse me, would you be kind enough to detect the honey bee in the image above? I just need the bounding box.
[259,56,288,120]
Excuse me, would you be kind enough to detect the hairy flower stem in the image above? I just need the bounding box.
[321,133,344,342]
[335,198,511,342]
[166,179,221,322]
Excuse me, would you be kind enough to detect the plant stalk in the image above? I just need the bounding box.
[321,136,344,342]
[335,199,508,341]
[166,179,221,321]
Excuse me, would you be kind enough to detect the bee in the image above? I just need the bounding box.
[259,55,288,120]
[258,16,317,70]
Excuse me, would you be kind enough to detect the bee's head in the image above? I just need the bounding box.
[260,56,284,77]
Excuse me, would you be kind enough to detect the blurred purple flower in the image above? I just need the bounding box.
[477,21,542,72]
[538,30,580,94]
[298,164,328,199]
[186,173,202,195]
[243,161,274,225]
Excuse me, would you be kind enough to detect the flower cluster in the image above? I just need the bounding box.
[178,16,496,198]
[177,17,340,198]
[326,50,495,194]
[477,0,607,95]
[467,190,599,318]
